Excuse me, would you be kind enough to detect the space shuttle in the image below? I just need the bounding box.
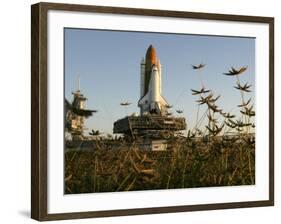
[138,45,168,116]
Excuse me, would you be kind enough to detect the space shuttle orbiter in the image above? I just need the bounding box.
[138,45,168,116]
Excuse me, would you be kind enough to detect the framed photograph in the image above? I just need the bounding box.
[31,2,274,221]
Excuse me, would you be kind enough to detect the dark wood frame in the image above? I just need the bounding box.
[31,2,274,221]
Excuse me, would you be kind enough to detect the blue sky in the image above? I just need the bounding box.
[64,28,255,135]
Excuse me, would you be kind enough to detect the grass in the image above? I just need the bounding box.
[65,136,255,194]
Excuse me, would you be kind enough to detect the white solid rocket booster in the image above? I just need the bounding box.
[140,57,145,97]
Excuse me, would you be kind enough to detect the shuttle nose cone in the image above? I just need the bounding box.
[152,64,158,72]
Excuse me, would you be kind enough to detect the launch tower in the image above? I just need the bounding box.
[65,77,97,139]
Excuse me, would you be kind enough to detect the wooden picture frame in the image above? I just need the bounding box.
[31,2,274,221]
